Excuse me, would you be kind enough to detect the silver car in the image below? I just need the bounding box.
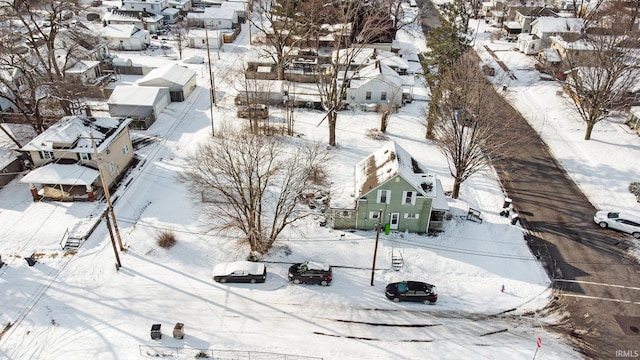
[594,211,640,239]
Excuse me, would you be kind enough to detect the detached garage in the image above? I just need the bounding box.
[137,64,197,102]
[107,86,170,129]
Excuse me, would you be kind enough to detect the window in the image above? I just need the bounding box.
[108,162,116,173]
[122,144,130,155]
[365,91,372,100]
[404,213,420,219]
[78,153,92,160]
[369,211,380,219]
[377,189,391,204]
[401,191,416,205]
[381,92,387,101]
[40,151,54,160]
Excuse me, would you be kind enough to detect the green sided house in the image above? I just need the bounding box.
[330,141,449,234]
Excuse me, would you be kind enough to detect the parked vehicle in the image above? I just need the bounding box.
[237,104,269,119]
[212,261,267,283]
[385,281,437,304]
[593,211,640,239]
[288,261,332,286]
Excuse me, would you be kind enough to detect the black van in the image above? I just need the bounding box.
[288,261,332,286]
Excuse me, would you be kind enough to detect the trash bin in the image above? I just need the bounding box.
[502,197,512,209]
[173,323,185,339]
[151,324,162,339]
[511,213,520,225]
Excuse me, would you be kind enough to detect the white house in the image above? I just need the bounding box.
[530,17,584,48]
[107,86,171,129]
[517,33,541,55]
[346,61,403,110]
[101,24,150,50]
[169,0,192,12]
[187,28,222,49]
[65,60,102,86]
[102,11,165,34]
[186,7,238,29]
[122,0,168,15]
[137,64,197,102]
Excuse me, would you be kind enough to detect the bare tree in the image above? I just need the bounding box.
[316,0,390,147]
[428,51,513,199]
[172,21,189,60]
[381,0,420,33]
[562,14,640,140]
[250,0,316,80]
[0,0,95,132]
[182,131,330,255]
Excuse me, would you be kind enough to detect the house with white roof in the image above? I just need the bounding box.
[187,28,222,49]
[186,6,239,29]
[102,10,165,34]
[122,0,168,15]
[329,141,449,234]
[101,24,150,50]
[169,0,192,12]
[530,17,584,48]
[107,86,171,129]
[19,116,134,202]
[346,61,403,110]
[137,64,197,102]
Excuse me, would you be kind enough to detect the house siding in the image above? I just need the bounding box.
[353,175,432,233]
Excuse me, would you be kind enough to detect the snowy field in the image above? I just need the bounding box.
[1,3,639,360]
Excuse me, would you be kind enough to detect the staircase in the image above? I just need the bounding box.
[391,249,404,271]
[63,237,83,250]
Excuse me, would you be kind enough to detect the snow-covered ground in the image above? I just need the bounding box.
[1,3,639,359]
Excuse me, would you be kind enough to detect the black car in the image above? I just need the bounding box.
[385,281,437,304]
[212,261,267,283]
[288,261,332,286]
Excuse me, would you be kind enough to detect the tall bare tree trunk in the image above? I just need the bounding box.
[328,111,337,147]
[584,121,595,140]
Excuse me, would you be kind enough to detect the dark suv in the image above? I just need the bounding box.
[288,261,332,286]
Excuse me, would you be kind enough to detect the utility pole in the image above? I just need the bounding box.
[90,132,124,251]
[370,209,383,286]
[205,26,216,137]
[104,209,122,269]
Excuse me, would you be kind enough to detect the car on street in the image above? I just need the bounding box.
[385,281,437,304]
[212,261,267,283]
[288,261,332,286]
[593,211,640,239]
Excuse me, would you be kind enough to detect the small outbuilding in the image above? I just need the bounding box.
[107,86,171,129]
[137,64,197,102]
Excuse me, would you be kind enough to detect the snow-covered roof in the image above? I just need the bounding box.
[19,163,99,186]
[212,261,265,276]
[162,7,180,16]
[107,86,168,107]
[342,48,410,70]
[350,61,403,89]
[354,141,443,203]
[101,24,138,38]
[531,17,584,33]
[103,11,164,23]
[137,64,196,88]
[21,116,132,154]
[187,7,237,20]
[65,60,101,74]
[0,147,18,170]
[540,48,562,63]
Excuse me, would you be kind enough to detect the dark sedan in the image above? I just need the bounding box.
[288,261,332,286]
[212,261,267,283]
[385,281,438,304]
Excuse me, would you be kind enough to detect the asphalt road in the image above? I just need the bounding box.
[493,112,640,358]
[416,0,640,358]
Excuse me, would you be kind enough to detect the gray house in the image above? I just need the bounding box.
[330,141,449,234]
